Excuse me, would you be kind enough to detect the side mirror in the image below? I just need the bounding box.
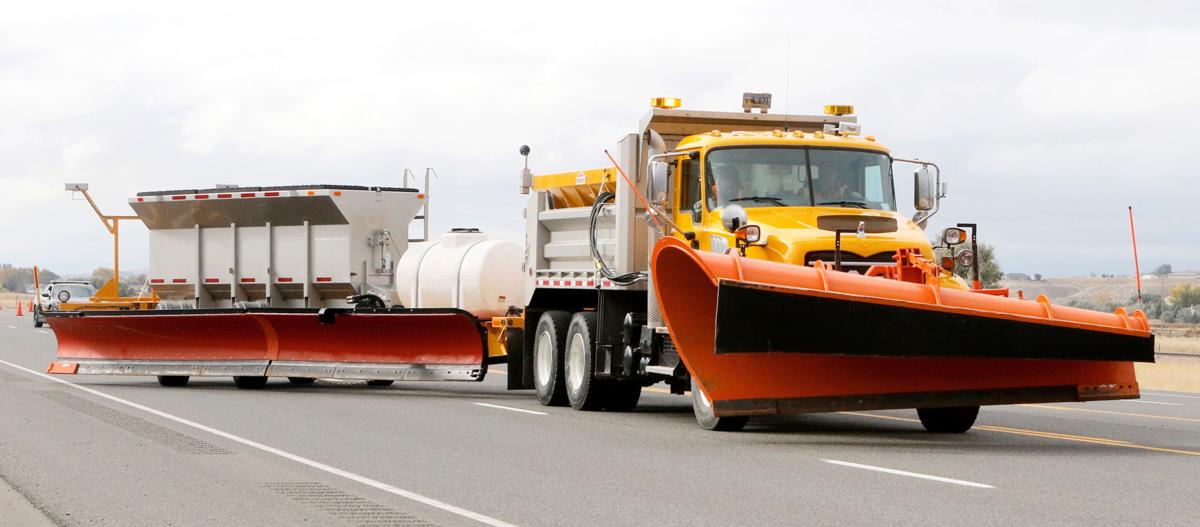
[720,204,748,232]
[691,201,703,223]
[649,161,669,202]
[941,227,967,246]
[914,167,935,211]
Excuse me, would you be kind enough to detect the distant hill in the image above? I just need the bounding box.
[998,274,1199,310]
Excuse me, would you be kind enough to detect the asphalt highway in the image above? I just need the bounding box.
[1,308,1198,526]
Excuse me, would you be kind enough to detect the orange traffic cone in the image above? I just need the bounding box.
[28,300,33,311]
[16,301,23,317]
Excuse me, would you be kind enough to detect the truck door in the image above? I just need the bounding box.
[674,157,704,248]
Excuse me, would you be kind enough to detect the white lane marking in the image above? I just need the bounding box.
[5,325,15,329]
[473,402,547,415]
[0,359,516,527]
[1144,392,1200,400]
[822,459,993,489]
[1121,399,1183,406]
[36,330,51,335]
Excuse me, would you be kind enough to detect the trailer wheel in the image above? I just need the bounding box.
[564,312,608,410]
[233,376,269,389]
[602,381,641,412]
[691,376,747,431]
[533,311,571,406]
[287,377,316,385]
[366,380,394,387]
[157,375,189,387]
[917,406,979,433]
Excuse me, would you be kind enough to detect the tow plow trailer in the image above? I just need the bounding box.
[46,308,489,388]
[653,237,1155,421]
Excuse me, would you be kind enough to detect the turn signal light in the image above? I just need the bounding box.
[941,256,954,271]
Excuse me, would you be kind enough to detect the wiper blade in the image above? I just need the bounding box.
[817,200,868,209]
[729,196,787,206]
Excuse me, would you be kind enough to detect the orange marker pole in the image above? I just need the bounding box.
[1128,206,1142,304]
[33,266,43,309]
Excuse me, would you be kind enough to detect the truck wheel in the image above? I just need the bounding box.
[917,406,979,433]
[233,376,269,389]
[533,311,571,406]
[33,307,44,328]
[366,380,394,387]
[157,375,189,387]
[603,381,641,412]
[691,376,748,431]
[287,377,316,385]
[564,312,608,410]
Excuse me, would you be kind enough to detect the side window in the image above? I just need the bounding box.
[680,158,701,215]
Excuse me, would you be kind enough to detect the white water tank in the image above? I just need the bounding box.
[395,228,524,318]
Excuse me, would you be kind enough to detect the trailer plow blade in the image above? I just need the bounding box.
[651,238,1154,417]
[46,308,488,382]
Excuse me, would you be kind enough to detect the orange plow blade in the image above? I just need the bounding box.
[46,308,487,382]
[651,238,1154,417]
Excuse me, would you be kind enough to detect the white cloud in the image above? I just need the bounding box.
[1,0,1197,277]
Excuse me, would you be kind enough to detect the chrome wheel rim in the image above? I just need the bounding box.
[535,331,553,388]
[566,333,587,392]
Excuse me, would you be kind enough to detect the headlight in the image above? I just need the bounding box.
[955,249,975,268]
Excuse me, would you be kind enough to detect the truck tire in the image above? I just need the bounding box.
[157,375,189,387]
[233,376,269,389]
[917,406,979,433]
[33,307,44,328]
[287,377,316,385]
[564,312,607,410]
[533,311,571,406]
[602,381,641,412]
[691,376,748,431]
[366,380,394,387]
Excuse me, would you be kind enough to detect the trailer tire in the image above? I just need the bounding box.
[157,375,189,387]
[233,376,269,389]
[287,377,316,385]
[917,406,979,433]
[533,311,571,406]
[366,380,394,387]
[565,312,607,411]
[691,376,748,431]
[602,381,641,412]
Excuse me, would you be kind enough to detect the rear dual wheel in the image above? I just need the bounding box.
[535,311,641,411]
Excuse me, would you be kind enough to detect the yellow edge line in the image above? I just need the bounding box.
[840,411,1200,458]
[1020,404,1200,424]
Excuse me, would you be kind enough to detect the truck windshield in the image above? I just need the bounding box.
[705,147,895,211]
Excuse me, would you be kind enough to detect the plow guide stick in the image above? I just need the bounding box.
[651,238,1153,417]
[47,308,488,382]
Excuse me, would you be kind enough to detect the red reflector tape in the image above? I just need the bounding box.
[587,280,595,287]
[574,280,582,286]
[276,277,293,283]
[204,278,219,283]
[315,277,332,282]
[194,194,209,199]
[136,197,144,202]
[171,278,187,284]
[240,193,256,198]
[149,278,164,284]
[263,191,280,197]
[171,195,186,200]
[217,193,232,199]
[239,278,255,283]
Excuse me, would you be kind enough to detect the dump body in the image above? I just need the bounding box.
[131,185,424,308]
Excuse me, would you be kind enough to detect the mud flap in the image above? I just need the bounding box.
[46,308,487,382]
[651,237,1154,417]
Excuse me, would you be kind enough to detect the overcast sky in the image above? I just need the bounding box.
[2,0,1197,278]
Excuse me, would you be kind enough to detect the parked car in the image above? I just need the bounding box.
[33,281,96,328]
